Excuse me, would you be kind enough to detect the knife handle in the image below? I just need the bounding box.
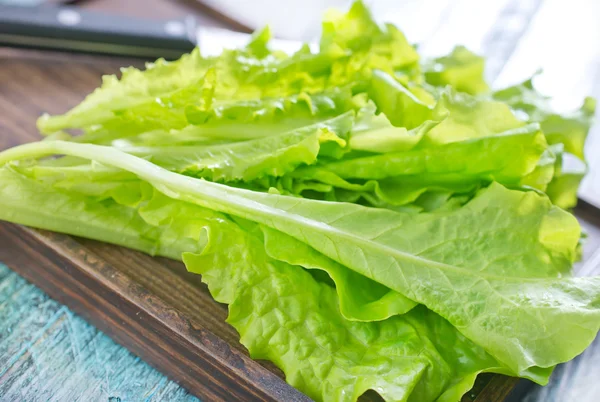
[0,4,197,59]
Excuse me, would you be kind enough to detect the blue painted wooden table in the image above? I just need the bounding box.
[0,263,199,402]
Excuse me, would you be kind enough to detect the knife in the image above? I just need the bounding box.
[0,4,307,59]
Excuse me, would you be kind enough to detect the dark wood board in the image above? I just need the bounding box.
[0,2,598,401]
[0,223,307,402]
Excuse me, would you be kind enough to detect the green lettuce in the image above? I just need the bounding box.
[280,89,549,206]
[117,113,352,181]
[493,77,596,161]
[1,141,598,380]
[0,159,412,326]
[422,46,489,95]
[1,1,598,401]
[262,226,418,321]
[493,77,596,208]
[0,159,510,401]
[184,218,512,402]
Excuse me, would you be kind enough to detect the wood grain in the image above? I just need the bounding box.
[0,223,308,402]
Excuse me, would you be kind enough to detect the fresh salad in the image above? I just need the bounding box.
[0,2,598,401]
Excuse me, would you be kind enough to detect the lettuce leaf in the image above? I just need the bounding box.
[0,167,189,259]
[184,216,511,402]
[367,70,435,130]
[286,121,547,206]
[63,85,356,146]
[493,77,596,208]
[493,78,596,161]
[272,89,549,207]
[262,226,418,321]
[320,0,420,87]
[2,141,597,379]
[422,46,489,95]
[118,113,352,181]
[0,158,522,402]
[0,157,413,328]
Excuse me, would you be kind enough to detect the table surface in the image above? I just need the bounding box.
[0,263,199,402]
[0,0,599,401]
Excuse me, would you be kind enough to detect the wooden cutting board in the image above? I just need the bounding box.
[1,1,599,401]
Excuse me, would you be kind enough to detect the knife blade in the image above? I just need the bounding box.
[0,4,307,59]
